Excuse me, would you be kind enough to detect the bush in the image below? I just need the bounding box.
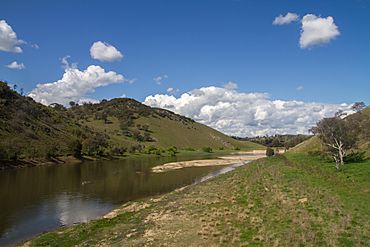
[69,139,82,158]
[202,147,213,153]
[266,147,274,157]
[111,146,127,156]
[344,151,366,163]
[167,146,178,156]
[145,145,159,155]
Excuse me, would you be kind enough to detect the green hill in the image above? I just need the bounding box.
[70,98,262,151]
[0,81,262,167]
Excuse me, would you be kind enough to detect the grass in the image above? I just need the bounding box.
[26,153,370,246]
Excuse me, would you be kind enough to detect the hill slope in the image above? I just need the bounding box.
[0,82,262,165]
[0,82,88,161]
[69,98,263,151]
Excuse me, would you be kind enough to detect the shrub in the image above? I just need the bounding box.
[344,151,366,163]
[202,147,213,153]
[69,139,82,158]
[145,145,159,154]
[266,147,274,157]
[167,146,178,156]
[111,146,127,156]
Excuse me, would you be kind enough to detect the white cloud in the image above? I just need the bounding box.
[223,81,238,90]
[77,98,100,105]
[0,20,25,53]
[30,43,39,49]
[61,55,77,69]
[6,61,25,70]
[144,85,352,137]
[167,87,179,94]
[127,78,136,84]
[90,41,123,62]
[300,14,340,49]
[28,62,125,106]
[273,12,299,25]
[296,85,304,91]
[153,74,168,85]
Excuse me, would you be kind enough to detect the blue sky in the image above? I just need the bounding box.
[1,0,369,135]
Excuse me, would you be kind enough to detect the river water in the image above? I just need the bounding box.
[0,154,249,246]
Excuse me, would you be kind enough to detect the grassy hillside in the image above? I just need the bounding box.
[68,97,263,151]
[0,82,89,163]
[0,81,262,167]
[28,154,370,246]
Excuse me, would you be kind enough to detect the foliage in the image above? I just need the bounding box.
[167,146,178,156]
[266,147,274,156]
[237,134,311,149]
[82,133,109,156]
[202,147,213,153]
[344,151,366,163]
[311,117,358,169]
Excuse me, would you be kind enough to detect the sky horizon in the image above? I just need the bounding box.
[1,0,369,136]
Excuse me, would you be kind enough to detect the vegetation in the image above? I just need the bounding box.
[28,154,370,246]
[234,134,311,149]
[266,147,274,156]
[0,81,263,168]
[292,104,370,169]
[310,116,357,169]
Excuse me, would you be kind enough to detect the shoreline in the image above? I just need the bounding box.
[0,149,266,171]
[151,153,266,172]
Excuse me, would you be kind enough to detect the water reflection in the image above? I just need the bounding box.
[0,154,223,246]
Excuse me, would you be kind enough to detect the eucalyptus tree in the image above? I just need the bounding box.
[311,117,357,170]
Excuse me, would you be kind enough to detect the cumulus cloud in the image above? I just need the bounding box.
[273,12,299,25]
[300,14,340,49]
[144,86,352,137]
[0,20,25,53]
[90,41,123,62]
[28,62,125,106]
[6,61,25,70]
[153,74,168,85]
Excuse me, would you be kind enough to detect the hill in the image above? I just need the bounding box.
[290,106,370,156]
[69,98,262,151]
[0,82,88,163]
[0,81,262,167]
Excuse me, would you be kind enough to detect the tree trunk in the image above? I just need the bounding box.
[338,148,344,167]
[334,156,340,170]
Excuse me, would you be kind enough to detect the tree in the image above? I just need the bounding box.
[266,147,274,157]
[311,117,357,170]
[69,101,76,108]
[351,102,366,113]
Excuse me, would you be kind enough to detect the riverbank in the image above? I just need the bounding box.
[0,149,248,171]
[0,156,82,171]
[151,153,265,172]
[26,153,370,246]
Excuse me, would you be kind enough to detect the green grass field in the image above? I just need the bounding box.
[27,154,370,246]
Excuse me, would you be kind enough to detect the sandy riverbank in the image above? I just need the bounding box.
[152,151,266,173]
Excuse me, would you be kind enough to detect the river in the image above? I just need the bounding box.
[0,154,250,246]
